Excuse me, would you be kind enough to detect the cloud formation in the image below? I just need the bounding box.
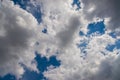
[81,0,120,31]
[30,0,120,80]
[0,0,38,78]
[83,55,120,80]
[56,16,80,48]
[1,0,120,80]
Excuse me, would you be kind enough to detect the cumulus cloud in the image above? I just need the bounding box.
[29,0,120,80]
[81,0,120,31]
[32,0,83,57]
[0,0,38,78]
[1,0,120,80]
[82,55,120,80]
[56,16,80,48]
[44,32,117,80]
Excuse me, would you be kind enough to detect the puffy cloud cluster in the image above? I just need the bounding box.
[44,54,120,80]
[81,0,120,31]
[32,0,120,80]
[43,33,118,80]
[1,0,120,80]
[0,0,38,78]
[33,0,84,57]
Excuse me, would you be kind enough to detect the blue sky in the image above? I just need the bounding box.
[0,0,120,80]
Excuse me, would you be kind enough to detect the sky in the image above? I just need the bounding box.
[0,0,120,80]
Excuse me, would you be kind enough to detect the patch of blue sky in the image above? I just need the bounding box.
[12,0,30,9]
[28,5,42,23]
[72,0,81,10]
[106,39,120,52]
[115,39,120,49]
[42,28,47,34]
[12,0,42,23]
[109,32,117,38]
[35,52,61,72]
[79,31,85,36]
[21,67,47,80]
[78,41,88,48]
[77,39,89,59]
[87,21,106,36]
[0,74,16,80]
[106,44,115,52]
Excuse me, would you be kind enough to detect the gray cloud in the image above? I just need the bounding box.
[0,18,32,64]
[81,0,120,30]
[56,16,80,48]
[88,56,120,80]
[64,56,120,80]
[31,0,120,80]
[0,0,37,77]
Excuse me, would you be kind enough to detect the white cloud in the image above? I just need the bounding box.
[32,0,84,57]
[0,0,38,78]
[1,0,120,80]
[44,32,117,80]
[30,0,120,80]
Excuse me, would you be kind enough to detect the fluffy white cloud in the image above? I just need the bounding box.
[32,0,120,80]
[43,32,118,80]
[1,0,120,80]
[0,0,38,78]
[33,0,83,57]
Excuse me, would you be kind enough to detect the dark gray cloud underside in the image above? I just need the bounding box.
[56,16,80,48]
[82,0,120,30]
